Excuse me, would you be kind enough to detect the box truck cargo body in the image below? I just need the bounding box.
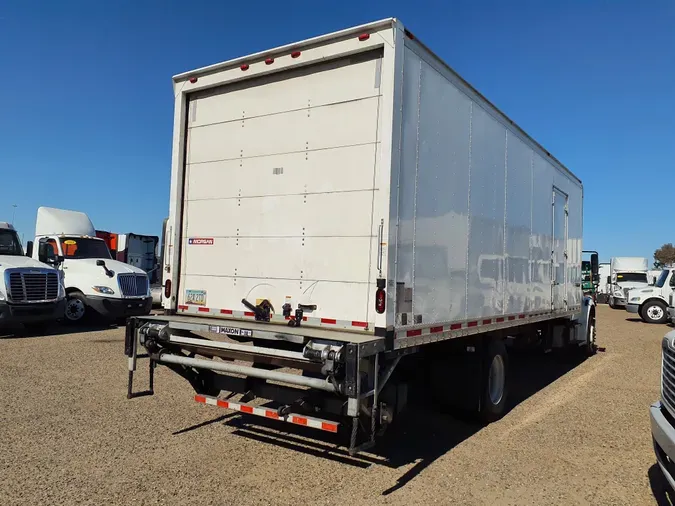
[127,19,596,453]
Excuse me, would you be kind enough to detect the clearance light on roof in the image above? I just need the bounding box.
[291,51,301,58]
[189,77,198,83]
[265,58,274,65]
[358,33,370,41]
[240,64,249,71]
[404,29,415,40]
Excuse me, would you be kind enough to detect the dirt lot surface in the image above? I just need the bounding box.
[0,305,672,505]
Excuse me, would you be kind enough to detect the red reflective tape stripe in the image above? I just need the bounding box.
[178,305,188,310]
[265,410,279,419]
[321,318,337,325]
[321,422,338,433]
[194,395,206,403]
[240,405,254,414]
[292,416,307,426]
[220,309,233,315]
[216,399,229,409]
[351,321,368,328]
[518,314,526,319]
[508,316,516,321]
[468,321,478,327]
[450,323,462,330]
[407,329,422,337]
[430,326,443,333]
[198,307,210,312]
[496,317,505,322]
[483,319,492,325]
[244,312,255,317]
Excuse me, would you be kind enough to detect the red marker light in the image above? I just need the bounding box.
[375,288,386,314]
[358,33,370,41]
[164,279,171,298]
[404,29,415,40]
[189,77,198,83]
[265,58,274,65]
[291,51,301,58]
[240,64,250,71]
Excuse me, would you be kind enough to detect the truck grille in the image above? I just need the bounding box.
[7,270,59,303]
[662,344,675,414]
[118,274,148,297]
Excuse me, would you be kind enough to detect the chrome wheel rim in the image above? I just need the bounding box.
[488,355,505,405]
[65,298,85,321]
[647,305,664,321]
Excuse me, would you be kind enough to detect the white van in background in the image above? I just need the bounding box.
[608,257,649,309]
[596,262,611,303]
[31,207,152,323]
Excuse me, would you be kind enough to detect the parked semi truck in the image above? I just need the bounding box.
[626,267,675,324]
[650,329,675,488]
[125,19,597,454]
[31,207,152,323]
[0,222,65,328]
[608,257,649,309]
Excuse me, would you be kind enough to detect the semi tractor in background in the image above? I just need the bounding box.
[125,19,598,454]
[625,267,675,324]
[30,207,152,323]
[608,257,649,309]
[0,222,65,328]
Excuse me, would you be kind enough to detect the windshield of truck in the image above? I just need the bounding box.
[615,272,647,283]
[60,237,112,259]
[655,270,671,288]
[0,229,24,256]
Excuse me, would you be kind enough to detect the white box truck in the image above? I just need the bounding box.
[125,19,597,453]
[32,207,152,323]
[596,262,611,303]
[608,257,649,309]
[0,222,65,328]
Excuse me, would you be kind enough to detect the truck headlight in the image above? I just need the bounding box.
[93,286,115,295]
[0,291,5,301]
[630,297,640,302]
[614,290,624,297]
[58,282,65,299]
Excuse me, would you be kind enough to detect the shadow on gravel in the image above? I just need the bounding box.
[0,321,121,340]
[625,318,644,323]
[648,463,673,506]
[173,349,588,494]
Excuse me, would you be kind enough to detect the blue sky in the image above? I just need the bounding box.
[0,0,673,263]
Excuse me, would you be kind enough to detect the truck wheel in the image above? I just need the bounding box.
[640,300,668,324]
[64,291,88,324]
[582,308,597,356]
[478,339,509,423]
[608,297,615,309]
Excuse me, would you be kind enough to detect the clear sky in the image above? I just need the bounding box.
[0,0,673,264]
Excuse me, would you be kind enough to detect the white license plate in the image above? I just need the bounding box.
[209,325,253,338]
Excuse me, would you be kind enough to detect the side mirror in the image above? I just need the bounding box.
[96,259,105,267]
[38,241,56,264]
[607,276,611,285]
[25,240,34,258]
[590,253,599,281]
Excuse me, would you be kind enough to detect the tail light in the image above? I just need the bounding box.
[375,288,386,314]
[164,279,172,298]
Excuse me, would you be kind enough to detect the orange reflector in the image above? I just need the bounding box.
[216,399,229,409]
[194,395,206,403]
[292,416,307,426]
[321,422,338,433]
[266,410,279,419]
[241,405,254,414]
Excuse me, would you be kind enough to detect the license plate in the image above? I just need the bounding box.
[209,325,253,338]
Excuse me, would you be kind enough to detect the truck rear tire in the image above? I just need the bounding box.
[640,300,668,324]
[478,339,509,423]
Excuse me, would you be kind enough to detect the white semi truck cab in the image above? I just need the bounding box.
[32,207,152,323]
[0,222,65,328]
[625,268,675,323]
[608,257,649,309]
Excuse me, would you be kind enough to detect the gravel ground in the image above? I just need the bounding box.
[0,305,671,505]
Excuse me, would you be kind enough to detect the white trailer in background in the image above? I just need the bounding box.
[596,262,611,303]
[125,19,597,454]
[608,257,649,309]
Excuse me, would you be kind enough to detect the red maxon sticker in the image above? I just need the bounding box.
[188,238,214,245]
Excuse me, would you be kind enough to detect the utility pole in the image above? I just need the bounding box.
[11,204,17,224]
